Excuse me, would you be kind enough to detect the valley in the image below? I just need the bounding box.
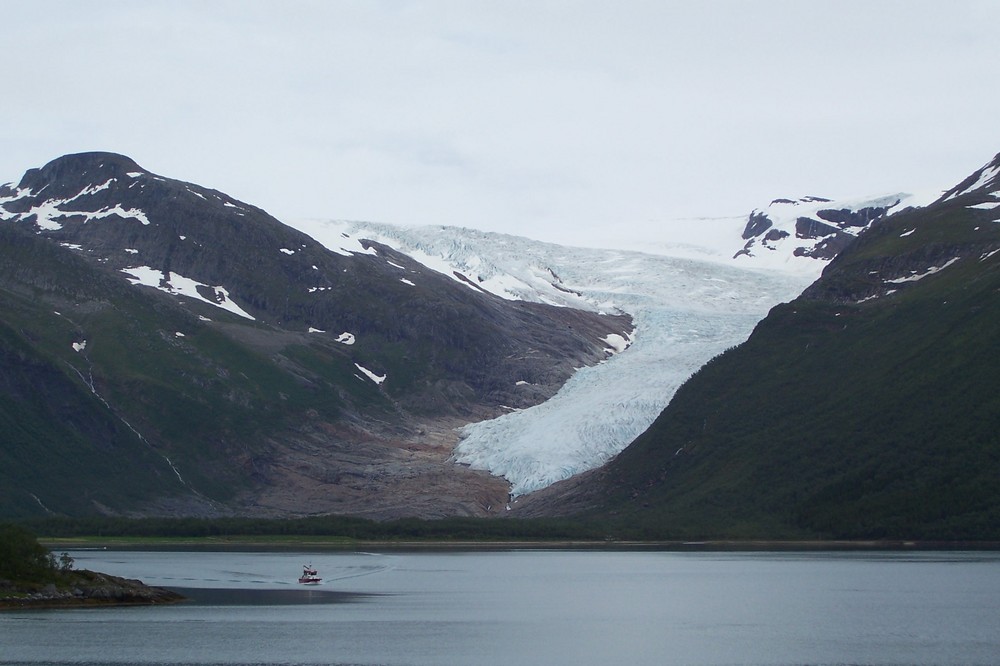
[1,150,997,540]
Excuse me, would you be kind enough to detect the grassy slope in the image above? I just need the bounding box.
[0,225,396,517]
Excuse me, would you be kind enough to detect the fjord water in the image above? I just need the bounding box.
[3,550,999,666]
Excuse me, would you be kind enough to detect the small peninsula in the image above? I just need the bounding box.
[0,524,183,610]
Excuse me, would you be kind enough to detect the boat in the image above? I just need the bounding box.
[298,564,321,585]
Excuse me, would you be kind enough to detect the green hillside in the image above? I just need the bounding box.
[0,224,391,517]
[581,184,1000,539]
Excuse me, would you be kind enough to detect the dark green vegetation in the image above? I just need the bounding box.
[564,159,1000,540]
[0,523,66,582]
[0,221,374,516]
[0,153,627,520]
[21,514,606,544]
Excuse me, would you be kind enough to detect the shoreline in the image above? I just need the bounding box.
[38,536,1000,552]
[0,569,185,611]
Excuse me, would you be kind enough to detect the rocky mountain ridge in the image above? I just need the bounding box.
[0,152,629,520]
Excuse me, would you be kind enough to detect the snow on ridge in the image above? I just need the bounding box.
[945,160,1000,201]
[335,332,356,345]
[120,265,255,320]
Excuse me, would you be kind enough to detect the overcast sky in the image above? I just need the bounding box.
[4,1,999,247]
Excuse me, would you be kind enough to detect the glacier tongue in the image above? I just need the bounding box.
[290,218,816,496]
[455,308,782,495]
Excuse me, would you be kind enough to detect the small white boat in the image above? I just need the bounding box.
[298,564,321,585]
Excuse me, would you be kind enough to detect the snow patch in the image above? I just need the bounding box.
[75,179,115,198]
[72,341,87,353]
[400,278,415,286]
[280,248,295,255]
[89,205,151,226]
[602,332,633,355]
[120,265,255,320]
[335,332,355,345]
[354,363,386,385]
[885,257,961,284]
[308,327,325,333]
[289,220,379,257]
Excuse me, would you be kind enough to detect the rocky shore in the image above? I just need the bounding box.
[0,570,185,610]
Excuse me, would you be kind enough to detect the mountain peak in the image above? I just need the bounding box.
[16,152,146,194]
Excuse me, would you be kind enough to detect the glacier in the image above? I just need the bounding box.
[290,219,817,496]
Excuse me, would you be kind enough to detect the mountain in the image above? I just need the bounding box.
[518,152,1000,540]
[0,152,630,519]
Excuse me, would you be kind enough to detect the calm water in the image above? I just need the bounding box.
[2,549,999,666]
